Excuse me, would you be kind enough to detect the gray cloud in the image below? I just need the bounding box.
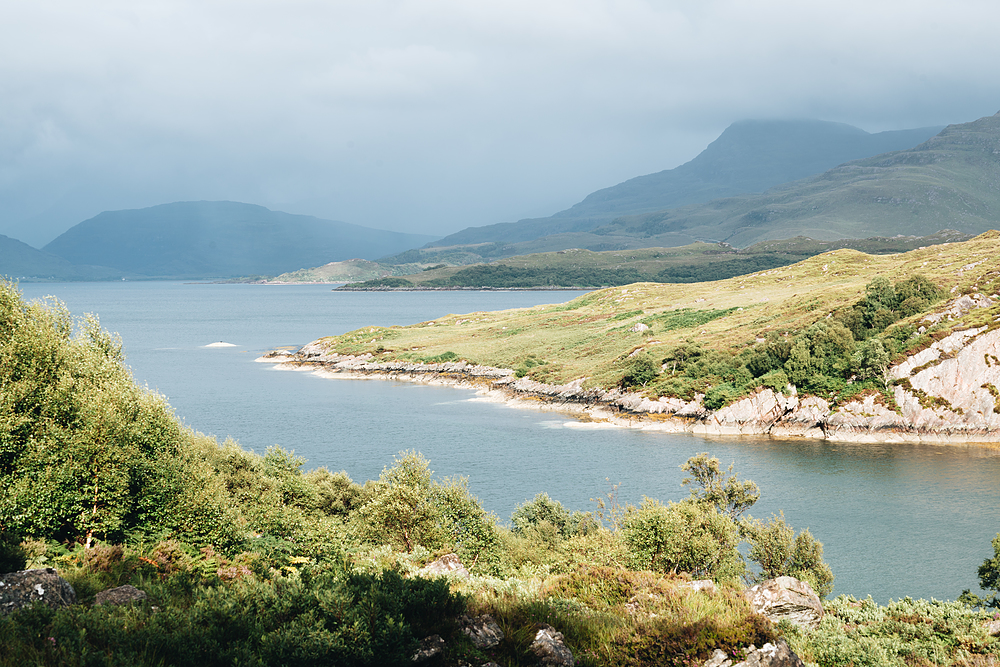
[2,0,998,247]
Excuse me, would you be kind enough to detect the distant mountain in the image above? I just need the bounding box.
[598,111,1000,246]
[0,234,124,281]
[425,119,943,249]
[43,201,438,279]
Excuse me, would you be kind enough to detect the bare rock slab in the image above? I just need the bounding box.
[419,553,470,579]
[703,639,804,667]
[94,584,148,607]
[530,624,574,666]
[745,577,823,629]
[0,568,77,615]
[461,613,504,649]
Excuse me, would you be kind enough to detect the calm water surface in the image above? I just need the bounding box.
[17,281,1000,603]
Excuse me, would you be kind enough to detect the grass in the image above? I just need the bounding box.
[312,232,1000,391]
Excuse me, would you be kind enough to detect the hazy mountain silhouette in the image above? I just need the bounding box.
[43,201,438,278]
[426,119,942,248]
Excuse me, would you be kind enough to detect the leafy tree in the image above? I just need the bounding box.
[852,337,891,385]
[744,512,834,597]
[620,353,660,389]
[961,533,1000,608]
[353,451,502,572]
[680,453,760,521]
[0,284,190,547]
[621,498,744,582]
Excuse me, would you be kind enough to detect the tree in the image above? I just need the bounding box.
[961,533,1000,608]
[744,512,834,597]
[621,498,744,582]
[680,453,760,521]
[0,283,188,547]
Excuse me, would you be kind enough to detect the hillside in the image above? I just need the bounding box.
[0,234,125,281]
[42,201,438,279]
[291,232,1000,442]
[598,111,1000,247]
[339,231,970,289]
[420,119,942,252]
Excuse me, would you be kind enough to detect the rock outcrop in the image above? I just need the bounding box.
[260,295,1000,443]
[703,639,804,667]
[530,624,575,666]
[461,613,504,649]
[94,584,148,607]
[418,553,470,579]
[0,568,77,615]
[745,577,824,629]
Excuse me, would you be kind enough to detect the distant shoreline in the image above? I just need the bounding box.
[257,348,1000,447]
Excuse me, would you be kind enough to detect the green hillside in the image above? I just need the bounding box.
[340,231,970,289]
[420,119,942,252]
[316,232,1000,393]
[599,111,1000,247]
[43,201,438,279]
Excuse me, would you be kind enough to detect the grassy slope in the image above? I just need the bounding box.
[316,232,1000,390]
[342,231,971,289]
[266,258,427,283]
[604,112,1000,247]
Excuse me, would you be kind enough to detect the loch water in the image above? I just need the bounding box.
[17,281,1000,603]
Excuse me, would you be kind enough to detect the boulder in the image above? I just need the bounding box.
[703,640,804,667]
[0,568,77,615]
[94,584,148,607]
[412,634,446,663]
[420,553,470,579]
[985,618,1000,636]
[530,624,574,666]
[460,613,504,649]
[745,577,823,629]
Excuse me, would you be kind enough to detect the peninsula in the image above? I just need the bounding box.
[262,232,1000,444]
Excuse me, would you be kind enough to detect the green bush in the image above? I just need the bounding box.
[0,529,26,573]
[744,512,834,597]
[621,499,744,583]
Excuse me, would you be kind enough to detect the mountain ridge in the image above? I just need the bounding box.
[425,119,944,249]
[41,200,438,279]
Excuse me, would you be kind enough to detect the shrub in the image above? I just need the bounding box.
[744,512,834,597]
[0,529,26,573]
[621,498,744,583]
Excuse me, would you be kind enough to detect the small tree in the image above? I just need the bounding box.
[961,533,1000,608]
[744,512,834,597]
[621,498,744,583]
[680,453,760,521]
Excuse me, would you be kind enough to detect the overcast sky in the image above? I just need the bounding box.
[2,0,999,248]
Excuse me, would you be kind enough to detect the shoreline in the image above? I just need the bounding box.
[257,345,1000,447]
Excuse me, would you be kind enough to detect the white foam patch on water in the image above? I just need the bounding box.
[539,420,619,430]
[204,342,237,348]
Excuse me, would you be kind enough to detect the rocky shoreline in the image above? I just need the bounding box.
[259,315,1000,444]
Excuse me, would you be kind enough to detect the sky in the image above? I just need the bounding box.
[2,0,1000,248]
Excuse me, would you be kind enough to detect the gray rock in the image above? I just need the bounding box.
[703,648,733,667]
[0,568,77,615]
[529,624,574,666]
[733,640,804,667]
[420,553,470,579]
[680,579,717,594]
[745,577,823,629]
[93,584,147,607]
[412,634,446,662]
[460,613,504,649]
[985,618,1000,636]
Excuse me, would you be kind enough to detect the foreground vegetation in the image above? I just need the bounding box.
[2,280,1000,666]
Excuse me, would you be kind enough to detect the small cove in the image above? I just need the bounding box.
[16,280,1000,603]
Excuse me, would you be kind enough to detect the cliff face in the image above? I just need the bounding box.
[264,295,1000,444]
